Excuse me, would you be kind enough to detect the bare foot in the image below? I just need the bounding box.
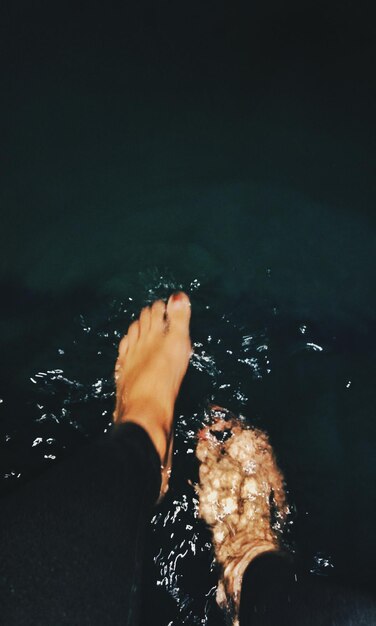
[113,292,192,479]
[196,406,288,622]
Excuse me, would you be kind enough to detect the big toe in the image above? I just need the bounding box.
[166,291,191,332]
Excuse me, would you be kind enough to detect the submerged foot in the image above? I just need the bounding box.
[113,292,192,491]
[196,406,288,620]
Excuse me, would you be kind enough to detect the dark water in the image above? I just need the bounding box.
[0,276,375,624]
[1,1,376,624]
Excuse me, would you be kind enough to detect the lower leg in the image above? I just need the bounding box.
[0,293,192,625]
[238,550,296,626]
[196,408,376,626]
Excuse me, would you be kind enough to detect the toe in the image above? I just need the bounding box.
[127,320,140,347]
[166,291,191,332]
[150,299,167,330]
[114,358,122,382]
[118,334,129,358]
[139,306,151,336]
[115,335,129,375]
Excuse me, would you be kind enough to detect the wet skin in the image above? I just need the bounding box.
[113,291,192,467]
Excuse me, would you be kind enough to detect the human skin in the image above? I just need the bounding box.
[196,407,288,622]
[113,291,192,499]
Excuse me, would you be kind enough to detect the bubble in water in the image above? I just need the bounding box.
[310,553,334,576]
[305,342,324,352]
[191,343,220,377]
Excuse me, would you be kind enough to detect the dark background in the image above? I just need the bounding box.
[1,0,375,295]
[0,1,375,624]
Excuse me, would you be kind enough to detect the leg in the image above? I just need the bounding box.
[0,422,161,625]
[239,553,376,625]
[0,292,192,625]
[239,550,297,626]
[196,407,288,622]
[195,409,376,625]
[113,292,191,498]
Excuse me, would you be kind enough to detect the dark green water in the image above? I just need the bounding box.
[1,2,375,624]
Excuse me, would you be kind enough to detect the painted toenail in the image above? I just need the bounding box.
[172,292,183,301]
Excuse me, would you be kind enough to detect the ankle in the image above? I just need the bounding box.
[117,405,170,463]
[220,540,279,605]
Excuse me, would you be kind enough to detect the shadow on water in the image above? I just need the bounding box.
[0,273,375,625]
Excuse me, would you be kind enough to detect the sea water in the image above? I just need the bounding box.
[1,264,374,625]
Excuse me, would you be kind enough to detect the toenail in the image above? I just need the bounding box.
[172,292,184,301]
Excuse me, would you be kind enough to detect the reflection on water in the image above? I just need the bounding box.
[0,274,369,624]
